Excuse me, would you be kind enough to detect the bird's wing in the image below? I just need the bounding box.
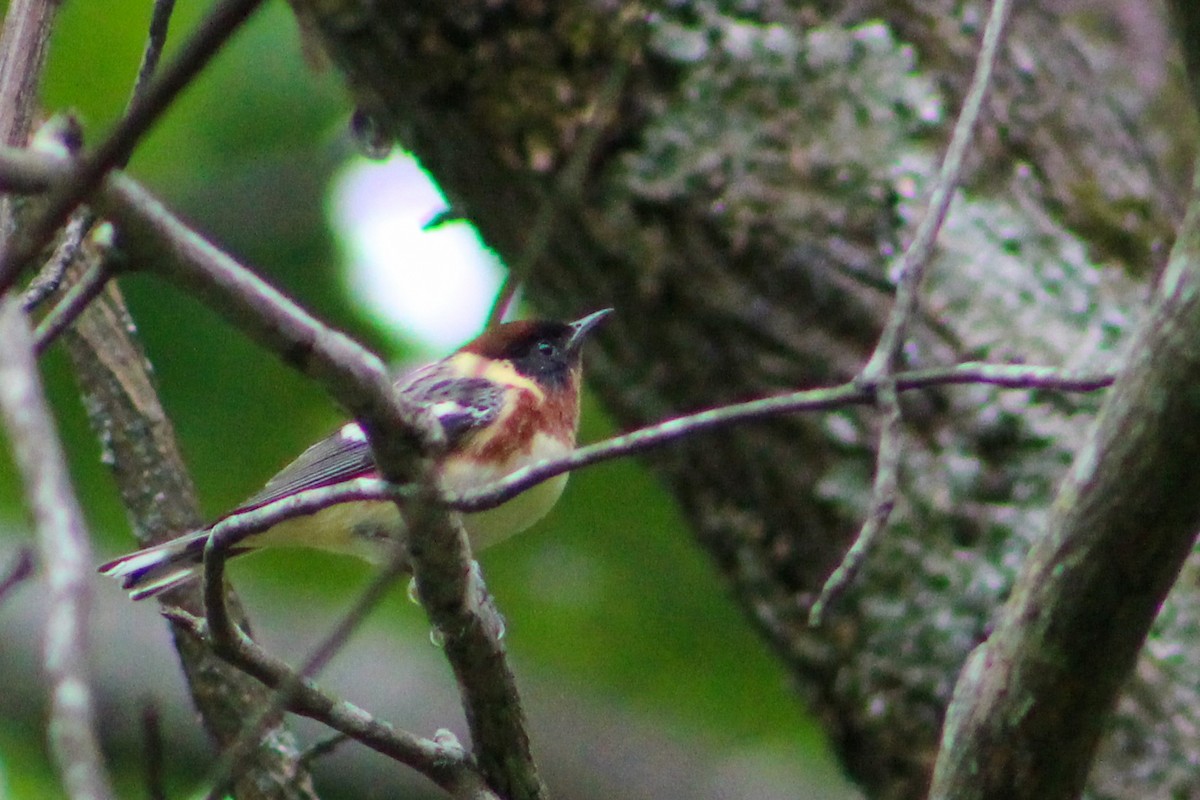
[235,424,377,512]
[397,359,508,446]
[231,361,507,514]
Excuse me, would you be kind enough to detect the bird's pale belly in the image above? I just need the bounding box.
[247,434,571,563]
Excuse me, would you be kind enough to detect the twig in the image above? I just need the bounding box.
[450,362,1115,513]
[484,58,630,329]
[862,0,1014,379]
[809,382,902,624]
[33,253,114,354]
[167,363,1115,560]
[21,210,94,312]
[0,0,267,295]
[0,299,114,800]
[0,138,1118,795]
[403,488,547,799]
[140,700,166,800]
[294,733,350,771]
[0,143,526,795]
[0,0,114,797]
[0,547,35,605]
[51,170,321,796]
[813,0,1015,620]
[95,170,424,458]
[198,477,405,551]
[0,0,56,146]
[0,153,425,466]
[162,533,491,797]
[128,0,178,113]
[206,475,539,798]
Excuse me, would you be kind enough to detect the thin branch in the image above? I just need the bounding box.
[96,170,423,457]
[0,299,114,800]
[484,52,631,329]
[155,363,1115,562]
[33,252,113,354]
[862,0,1013,378]
[0,0,267,295]
[293,733,350,772]
[140,700,166,800]
[0,0,114,797]
[160,538,492,797]
[96,171,518,788]
[0,546,35,605]
[450,362,1115,513]
[128,0,178,113]
[815,0,1014,620]
[0,0,57,146]
[21,210,94,312]
[403,490,546,800]
[0,143,530,796]
[53,195,321,798]
[198,478,408,553]
[809,383,902,624]
[0,139,1126,797]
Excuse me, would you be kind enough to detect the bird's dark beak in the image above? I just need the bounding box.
[566,308,613,354]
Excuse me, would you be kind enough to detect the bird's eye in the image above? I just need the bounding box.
[536,341,557,357]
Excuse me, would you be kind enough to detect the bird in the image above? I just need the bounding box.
[99,309,612,601]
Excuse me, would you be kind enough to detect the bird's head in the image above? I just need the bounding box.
[461,308,611,389]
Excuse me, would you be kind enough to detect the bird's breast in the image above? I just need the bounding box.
[439,430,574,549]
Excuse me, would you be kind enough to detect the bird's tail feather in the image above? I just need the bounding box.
[98,531,211,601]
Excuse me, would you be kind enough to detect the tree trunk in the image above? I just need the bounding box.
[286,2,1197,797]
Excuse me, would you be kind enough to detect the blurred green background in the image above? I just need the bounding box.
[0,3,853,798]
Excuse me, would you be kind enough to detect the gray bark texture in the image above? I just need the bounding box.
[57,249,321,799]
[285,1,1199,798]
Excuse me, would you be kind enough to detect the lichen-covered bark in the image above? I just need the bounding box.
[58,247,319,800]
[286,2,1197,797]
[931,161,1200,800]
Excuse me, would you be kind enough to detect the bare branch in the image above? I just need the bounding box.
[293,734,350,772]
[0,546,35,605]
[159,542,493,798]
[809,382,902,624]
[450,362,1114,513]
[813,0,1015,619]
[403,494,547,800]
[21,209,94,312]
[0,0,267,294]
[484,57,632,329]
[108,159,541,793]
[928,145,1200,800]
[139,700,166,800]
[98,171,426,462]
[862,0,1014,378]
[0,0,113,797]
[56,236,320,798]
[128,0,178,111]
[0,142,539,797]
[33,250,113,354]
[156,360,1116,566]
[0,300,114,800]
[0,0,56,146]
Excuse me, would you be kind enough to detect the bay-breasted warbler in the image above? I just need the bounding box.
[100,309,611,600]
